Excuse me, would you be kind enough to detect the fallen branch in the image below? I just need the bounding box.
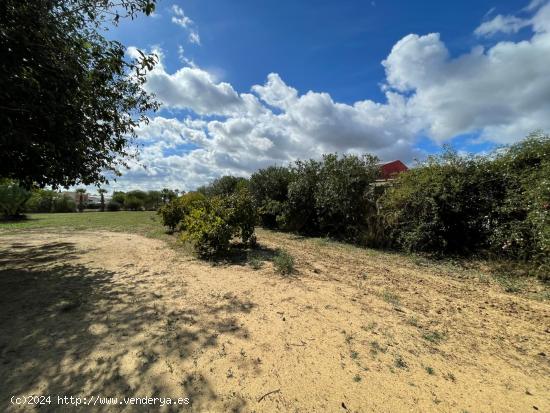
[257,389,281,402]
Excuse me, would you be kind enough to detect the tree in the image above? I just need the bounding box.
[160,188,177,204]
[98,188,108,212]
[76,188,86,212]
[111,191,126,207]
[0,0,158,188]
[197,176,249,197]
[145,190,162,210]
[0,179,31,218]
[249,166,292,228]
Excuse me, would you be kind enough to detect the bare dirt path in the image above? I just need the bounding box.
[0,231,549,412]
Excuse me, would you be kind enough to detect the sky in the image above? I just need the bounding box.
[93,0,550,192]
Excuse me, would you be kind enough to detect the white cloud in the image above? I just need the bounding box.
[170,4,200,46]
[188,31,201,45]
[384,2,550,142]
[170,5,193,28]
[475,15,530,36]
[114,2,550,191]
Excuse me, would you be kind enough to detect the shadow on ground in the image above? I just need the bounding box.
[0,239,254,412]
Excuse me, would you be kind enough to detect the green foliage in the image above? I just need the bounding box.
[314,154,379,240]
[26,189,75,213]
[0,180,31,217]
[221,188,257,243]
[111,191,126,205]
[123,190,147,210]
[197,175,249,198]
[272,249,295,275]
[98,188,108,212]
[249,166,292,228]
[0,0,158,188]
[123,194,144,211]
[376,133,549,280]
[145,190,162,210]
[283,154,380,240]
[160,188,178,204]
[52,196,76,213]
[107,201,121,211]
[378,148,501,254]
[76,188,86,212]
[283,159,321,232]
[157,192,207,232]
[26,189,57,213]
[180,189,257,257]
[181,204,234,257]
[488,133,550,279]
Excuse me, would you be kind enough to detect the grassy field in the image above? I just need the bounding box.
[0,211,167,238]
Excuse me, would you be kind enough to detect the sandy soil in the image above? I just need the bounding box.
[0,230,549,412]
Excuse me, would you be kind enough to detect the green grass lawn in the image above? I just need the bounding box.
[0,211,170,240]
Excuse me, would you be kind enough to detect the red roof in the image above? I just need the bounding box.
[378,160,408,180]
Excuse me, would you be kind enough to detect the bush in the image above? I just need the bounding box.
[249,166,292,228]
[181,203,234,257]
[0,179,31,218]
[181,189,257,257]
[221,188,257,243]
[107,201,121,211]
[124,194,144,210]
[378,148,499,254]
[111,191,126,205]
[488,132,550,279]
[283,159,320,232]
[197,175,249,197]
[52,196,76,213]
[272,249,294,275]
[157,192,207,232]
[283,154,380,240]
[26,189,56,212]
[314,153,379,241]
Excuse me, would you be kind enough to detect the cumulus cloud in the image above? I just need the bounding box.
[384,2,550,142]
[113,1,550,191]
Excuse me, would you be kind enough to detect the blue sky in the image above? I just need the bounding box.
[95,0,550,192]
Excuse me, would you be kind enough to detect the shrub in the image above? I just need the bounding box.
[181,203,233,257]
[378,148,500,254]
[221,188,257,243]
[283,159,320,232]
[26,189,56,212]
[157,191,207,232]
[488,132,550,279]
[180,189,256,257]
[0,179,31,218]
[272,249,294,275]
[52,196,76,213]
[249,166,292,228]
[111,191,126,205]
[107,201,121,211]
[314,153,379,241]
[124,194,144,210]
[197,175,249,197]
[283,154,380,239]
[145,190,163,210]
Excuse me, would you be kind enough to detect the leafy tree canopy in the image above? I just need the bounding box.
[0,0,158,188]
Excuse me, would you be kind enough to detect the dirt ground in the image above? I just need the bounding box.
[0,230,549,412]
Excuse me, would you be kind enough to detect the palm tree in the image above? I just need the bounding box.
[75,188,86,212]
[98,188,108,212]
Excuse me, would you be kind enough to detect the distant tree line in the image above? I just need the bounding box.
[0,187,181,215]
[159,132,549,280]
